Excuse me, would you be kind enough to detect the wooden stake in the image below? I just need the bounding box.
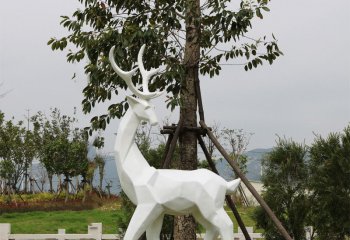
[161,134,173,168]
[198,135,252,240]
[195,74,205,122]
[163,117,183,169]
[200,120,293,240]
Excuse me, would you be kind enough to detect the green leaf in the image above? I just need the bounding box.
[248,62,252,70]
[252,59,257,68]
[47,38,55,45]
[256,8,263,19]
[272,33,276,40]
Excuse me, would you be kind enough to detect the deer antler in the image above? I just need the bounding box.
[109,45,164,100]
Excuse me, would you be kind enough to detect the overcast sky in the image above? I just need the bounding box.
[0,0,349,154]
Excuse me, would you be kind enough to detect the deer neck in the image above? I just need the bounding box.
[115,109,139,160]
[115,108,152,164]
[114,108,152,193]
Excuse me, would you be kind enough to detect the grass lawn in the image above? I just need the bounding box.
[0,202,121,234]
[0,201,261,234]
[226,205,263,233]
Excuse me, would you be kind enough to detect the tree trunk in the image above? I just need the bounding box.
[24,166,28,193]
[99,164,104,191]
[48,173,53,193]
[64,176,69,203]
[173,0,201,239]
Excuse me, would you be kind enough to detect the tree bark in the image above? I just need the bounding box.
[173,0,201,239]
[24,167,28,193]
[48,173,53,193]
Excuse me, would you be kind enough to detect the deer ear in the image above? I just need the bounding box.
[126,96,139,109]
[126,96,149,112]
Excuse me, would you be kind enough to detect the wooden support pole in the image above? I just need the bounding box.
[162,126,208,135]
[195,76,205,122]
[161,129,175,135]
[162,117,183,169]
[161,134,173,168]
[200,120,293,240]
[198,136,252,240]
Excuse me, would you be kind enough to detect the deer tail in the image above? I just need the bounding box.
[226,178,241,194]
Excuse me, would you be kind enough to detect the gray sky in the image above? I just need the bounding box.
[0,0,349,154]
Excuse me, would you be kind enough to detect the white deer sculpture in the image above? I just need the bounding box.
[109,44,241,240]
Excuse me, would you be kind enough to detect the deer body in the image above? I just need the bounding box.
[111,45,240,240]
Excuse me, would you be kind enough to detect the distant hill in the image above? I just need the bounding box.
[215,148,272,182]
[245,148,272,181]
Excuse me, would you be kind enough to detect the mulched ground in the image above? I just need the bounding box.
[0,193,119,213]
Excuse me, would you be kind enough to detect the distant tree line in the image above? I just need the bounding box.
[0,109,106,202]
[254,125,350,240]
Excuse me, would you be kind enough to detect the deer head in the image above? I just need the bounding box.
[126,96,158,125]
[109,44,164,125]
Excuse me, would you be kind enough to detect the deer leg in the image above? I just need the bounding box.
[211,208,233,240]
[192,211,219,240]
[123,203,163,240]
[146,213,164,240]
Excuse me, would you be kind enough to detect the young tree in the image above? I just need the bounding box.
[94,154,106,191]
[0,112,36,192]
[308,126,350,240]
[222,128,253,175]
[62,128,89,181]
[254,138,309,240]
[0,159,15,194]
[32,108,89,194]
[50,0,282,236]
[35,163,48,192]
[220,128,253,205]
